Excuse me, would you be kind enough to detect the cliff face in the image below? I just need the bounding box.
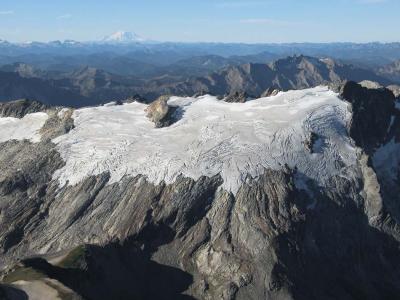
[0,83,400,300]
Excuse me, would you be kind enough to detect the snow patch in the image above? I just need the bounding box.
[53,87,357,194]
[102,31,145,43]
[388,116,396,133]
[0,112,48,143]
[373,138,400,182]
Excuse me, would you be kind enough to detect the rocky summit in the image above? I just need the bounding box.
[0,82,400,300]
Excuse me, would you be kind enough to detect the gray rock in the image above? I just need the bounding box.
[145,95,178,128]
[224,91,252,103]
[359,80,383,90]
[260,87,280,98]
[40,108,75,140]
[0,99,47,118]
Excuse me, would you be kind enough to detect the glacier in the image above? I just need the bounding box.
[49,86,358,194]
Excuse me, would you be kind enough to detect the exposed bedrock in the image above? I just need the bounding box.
[1,138,400,299]
[0,99,48,118]
[340,81,400,237]
[340,81,396,152]
[224,91,254,103]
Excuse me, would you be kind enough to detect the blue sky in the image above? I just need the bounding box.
[0,0,398,43]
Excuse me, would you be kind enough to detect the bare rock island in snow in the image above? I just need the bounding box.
[0,82,400,300]
[145,95,178,128]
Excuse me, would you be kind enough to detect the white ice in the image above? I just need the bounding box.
[373,138,400,182]
[0,112,48,143]
[52,86,358,194]
[396,100,400,110]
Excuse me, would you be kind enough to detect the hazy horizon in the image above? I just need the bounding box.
[0,0,399,43]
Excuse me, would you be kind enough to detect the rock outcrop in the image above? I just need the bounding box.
[224,91,252,103]
[340,81,396,152]
[260,87,280,98]
[359,80,383,90]
[0,99,47,118]
[145,95,178,128]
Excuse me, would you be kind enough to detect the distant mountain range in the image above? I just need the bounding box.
[0,70,91,107]
[377,59,400,82]
[0,55,396,107]
[1,39,400,67]
[170,56,392,97]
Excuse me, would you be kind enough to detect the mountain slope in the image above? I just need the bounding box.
[0,82,399,299]
[171,55,392,96]
[0,56,394,107]
[0,71,94,107]
[377,59,400,82]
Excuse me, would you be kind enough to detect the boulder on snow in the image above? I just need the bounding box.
[145,95,177,128]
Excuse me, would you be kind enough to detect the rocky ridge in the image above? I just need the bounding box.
[0,55,396,108]
[0,99,48,118]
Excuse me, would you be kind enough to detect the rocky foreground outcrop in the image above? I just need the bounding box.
[145,95,179,128]
[0,99,48,118]
[0,83,400,300]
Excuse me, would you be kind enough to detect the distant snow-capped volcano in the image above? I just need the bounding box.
[101,31,146,43]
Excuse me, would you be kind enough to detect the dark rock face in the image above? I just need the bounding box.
[340,81,396,152]
[224,91,251,103]
[0,284,28,300]
[0,99,47,118]
[16,246,194,300]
